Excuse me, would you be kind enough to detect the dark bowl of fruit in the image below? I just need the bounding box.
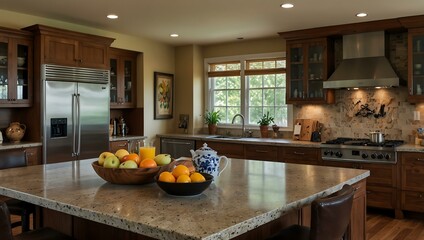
[155,171,213,196]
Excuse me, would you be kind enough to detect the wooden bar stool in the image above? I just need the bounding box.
[0,150,35,232]
[0,200,73,240]
[267,184,354,240]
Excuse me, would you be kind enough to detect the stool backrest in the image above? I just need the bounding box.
[0,201,13,240]
[0,150,27,170]
[310,184,354,240]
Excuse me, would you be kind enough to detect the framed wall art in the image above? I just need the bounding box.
[154,72,174,119]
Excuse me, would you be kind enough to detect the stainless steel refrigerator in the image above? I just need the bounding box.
[41,64,110,164]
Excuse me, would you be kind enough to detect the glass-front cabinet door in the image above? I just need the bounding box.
[408,29,424,103]
[109,48,137,109]
[286,38,334,104]
[0,35,32,107]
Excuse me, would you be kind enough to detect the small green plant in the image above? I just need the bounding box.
[257,111,274,126]
[204,110,222,125]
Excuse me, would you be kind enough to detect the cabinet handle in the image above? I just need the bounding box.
[117,144,127,147]
[354,186,361,192]
[293,152,305,155]
[416,158,424,161]
[366,191,372,194]
[419,194,423,199]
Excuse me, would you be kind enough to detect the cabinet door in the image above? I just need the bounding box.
[44,35,79,66]
[408,29,424,103]
[79,41,108,69]
[0,36,32,107]
[109,48,138,109]
[25,147,41,165]
[287,43,305,100]
[400,152,424,191]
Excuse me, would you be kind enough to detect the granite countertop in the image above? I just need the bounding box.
[396,143,424,152]
[110,135,147,142]
[0,141,42,150]
[0,158,369,240]
[157,133,323,148]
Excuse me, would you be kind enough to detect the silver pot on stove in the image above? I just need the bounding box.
[366,130,386,143]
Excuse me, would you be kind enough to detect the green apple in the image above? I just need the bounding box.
[103,155,120,168]
[119,160,138,169]
[154,154,172,166]
[98,152,114,166]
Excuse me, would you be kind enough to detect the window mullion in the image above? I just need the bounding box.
[240,60,247,123]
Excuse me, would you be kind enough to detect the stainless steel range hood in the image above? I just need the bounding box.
[323,31,399,89]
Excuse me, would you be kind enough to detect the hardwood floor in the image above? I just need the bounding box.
[9,209,424,239]
[367,208,424,240]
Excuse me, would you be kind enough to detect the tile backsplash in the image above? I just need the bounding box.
[295,87,424,143]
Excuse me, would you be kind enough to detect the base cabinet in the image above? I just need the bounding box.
[400,152,424,213]
[279,146,320,165]
[109,140,129,153]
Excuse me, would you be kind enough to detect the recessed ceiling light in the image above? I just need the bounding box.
[107,14,118,19]
[281,3,294,8]
[170,33,179,38]
[356,12,368,17]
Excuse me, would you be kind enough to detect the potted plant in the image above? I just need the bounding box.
[257,111,274,138]
[204,110,222,135]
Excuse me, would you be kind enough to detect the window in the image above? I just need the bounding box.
[205,53,292,130]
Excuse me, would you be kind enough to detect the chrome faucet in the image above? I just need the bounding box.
[231,114,245,137]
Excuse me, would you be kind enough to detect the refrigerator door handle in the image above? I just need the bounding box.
[72,93,77,157]
[76,93,81,156]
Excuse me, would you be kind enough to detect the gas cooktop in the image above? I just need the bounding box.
[324,138,404,148]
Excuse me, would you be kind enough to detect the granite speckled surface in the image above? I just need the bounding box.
[396,143,424,152]
[0,158,368,240]
[157,133,323,148]
[0,141,42,150]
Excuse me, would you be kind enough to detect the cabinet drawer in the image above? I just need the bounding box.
[401,152,424,191]
[109,140,129,153]
[197,141,244,159]
[366,186,396,209]
[401,190,424,212]
[244,145,278,161]
[279,147,319,165]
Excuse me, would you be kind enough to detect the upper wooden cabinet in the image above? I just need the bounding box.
[0,27,33,107]
[286,38,334,104]
[408,28,424,103]
[24,24,114,69]
[109,48,138,108]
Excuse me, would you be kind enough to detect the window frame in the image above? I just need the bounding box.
[204,52,293,131]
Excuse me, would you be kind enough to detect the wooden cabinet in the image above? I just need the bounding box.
[24,24,114,69]
[109,140,129,153]
[286,38,334,104]
[400,152,424,212]
[0,27,33,107]
[196,141,244,159]
[323,160,397,210]
[278,146,320,165]
[244,144,278,161]
[349,179,367,240]
[25,146,41,165]
[109,48,138,108]
[408,28,424,103]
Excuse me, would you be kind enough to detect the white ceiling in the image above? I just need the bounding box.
[0,0,423,46]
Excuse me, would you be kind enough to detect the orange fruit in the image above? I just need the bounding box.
[176,174,191,183]
[172,165,190,179]
[139,158,157,168]
[158,171,176,183]
[190,172,206,183]
[121,153,140,164]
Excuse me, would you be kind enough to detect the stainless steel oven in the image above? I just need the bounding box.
[321,138,404,164]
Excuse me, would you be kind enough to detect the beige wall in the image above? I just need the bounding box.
[0,9,175,144]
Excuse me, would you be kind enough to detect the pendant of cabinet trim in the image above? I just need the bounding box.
[286,38,335,104]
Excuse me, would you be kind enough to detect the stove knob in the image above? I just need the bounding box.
[362,153,368,159]
[385,154,391,160]
[377,153,384,159]
[335,152,343,158]
[324,150,330,156]
[329,150,334,156]
[371,153,377,159]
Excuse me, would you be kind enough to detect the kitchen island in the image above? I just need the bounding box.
[0,158,369,240]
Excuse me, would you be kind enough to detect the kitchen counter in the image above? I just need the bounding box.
[157,133,323,148]
[396,143,424,152]
[0,141,42,150]
[0,158,369,239]
[109,135,147,142]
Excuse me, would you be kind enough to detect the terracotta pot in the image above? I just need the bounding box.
[259,125,269,138]
[6,122,26,143]
[208,124,217,135]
